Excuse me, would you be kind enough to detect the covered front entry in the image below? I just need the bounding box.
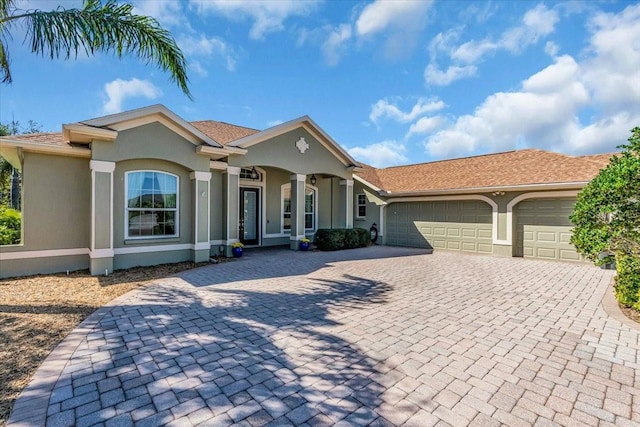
[386,200,493,253]
[513,198,583,262]
[240,187,260,246]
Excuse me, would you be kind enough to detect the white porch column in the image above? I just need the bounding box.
[339,179,354,229]
[290,173,306,250]
[224,166,240,256]
[190,171,211,262]
[89,160,115,275]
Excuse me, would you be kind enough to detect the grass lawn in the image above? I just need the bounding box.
[0,262,206,426]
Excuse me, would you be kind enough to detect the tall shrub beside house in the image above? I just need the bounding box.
[570,127,640,310]
[0,207,20,245]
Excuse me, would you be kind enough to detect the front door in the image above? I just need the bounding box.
[239,187,260,246]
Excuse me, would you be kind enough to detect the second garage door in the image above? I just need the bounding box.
[514,198,583,262]
[386,200,493,253]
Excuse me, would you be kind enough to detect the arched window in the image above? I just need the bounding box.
[281,184,317,233]
[126,171,178,238]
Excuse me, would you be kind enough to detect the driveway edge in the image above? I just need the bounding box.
[600,278,640,330]
[6,285,150,426]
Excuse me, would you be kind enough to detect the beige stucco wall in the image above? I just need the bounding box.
[0,153,91,277]
[91,122,210,172]
[0,153,90,252]
[229,129,351,179]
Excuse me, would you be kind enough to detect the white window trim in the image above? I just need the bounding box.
[356,193,367,219]
[125,170,180,240]
[280,183,318,234]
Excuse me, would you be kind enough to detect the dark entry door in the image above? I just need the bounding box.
[240,187,259,246]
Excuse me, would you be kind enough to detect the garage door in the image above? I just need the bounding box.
[386,200,493,253]
[514,198,583,262]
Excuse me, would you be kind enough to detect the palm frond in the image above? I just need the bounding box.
[3,0,190,97]
[0,39,10,83]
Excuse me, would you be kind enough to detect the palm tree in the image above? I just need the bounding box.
[0,0,190,97]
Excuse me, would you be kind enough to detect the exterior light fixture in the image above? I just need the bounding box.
[250,166,259,180]
[310,174,317,185]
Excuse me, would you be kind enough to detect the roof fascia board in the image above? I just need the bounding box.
[80,104,223,148]
[63,123,118,143]
[381,181,588,197]
[0,138,91,159]
[353,174,382,192]
[196,145,247,160]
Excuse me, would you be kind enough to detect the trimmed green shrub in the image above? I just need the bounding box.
[0,208,21,245]
[356,227,370,247]
[314,228,370,251]
[344,229,360,249]
[314,229,344,251]
[614,253,640,310]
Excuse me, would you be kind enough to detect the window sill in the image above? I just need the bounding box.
[124,237,181,245]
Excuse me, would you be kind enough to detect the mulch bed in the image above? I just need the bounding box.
[0,261,212,426]
[620,304,640,323]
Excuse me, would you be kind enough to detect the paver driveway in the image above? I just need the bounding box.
[8,247,640,427]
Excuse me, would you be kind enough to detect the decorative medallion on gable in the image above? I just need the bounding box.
[295,137,309,154]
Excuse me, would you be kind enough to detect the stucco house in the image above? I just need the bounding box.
[0,104,611,278]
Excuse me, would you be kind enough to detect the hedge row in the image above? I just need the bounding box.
[313,228,370,251]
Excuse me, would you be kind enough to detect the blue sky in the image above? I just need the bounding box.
[1,0,639,167]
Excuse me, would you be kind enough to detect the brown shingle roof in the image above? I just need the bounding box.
[2,132,67,146]
[356,163,384,189]
[358,149,611,193]
[579,153,616,168]
[190,120,260,145]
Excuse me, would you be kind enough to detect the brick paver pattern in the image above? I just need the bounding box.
[9,247,640,426]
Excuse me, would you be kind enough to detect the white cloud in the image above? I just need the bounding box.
[321,24,352,66]
[582,3,640,112]
[189,0,320,40]
[102,78,161,114]
[499,3,559,52]
[426,4,560,87]
[424,55,591,158]
[424,64,477,86]
[355,0,432,36]
[370,97,446,125]
[178,35,238,72]
[355,0,434,60]
[347,141,408,167]
[451,4,559,64]
[544,41,559,56]
[406,116,446,138]
[133,0,188,29]
[422,3,640,162]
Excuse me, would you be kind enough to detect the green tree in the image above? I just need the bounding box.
[0,119,41,209]
[570,127,640,309]
[0,0,190,97]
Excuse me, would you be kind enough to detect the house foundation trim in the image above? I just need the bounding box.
[0,248,89,260]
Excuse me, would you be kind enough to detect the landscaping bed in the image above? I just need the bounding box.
[0,262,206,426]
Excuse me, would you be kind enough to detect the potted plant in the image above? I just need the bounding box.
[232,242,244,258]
[299,238,310,251]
